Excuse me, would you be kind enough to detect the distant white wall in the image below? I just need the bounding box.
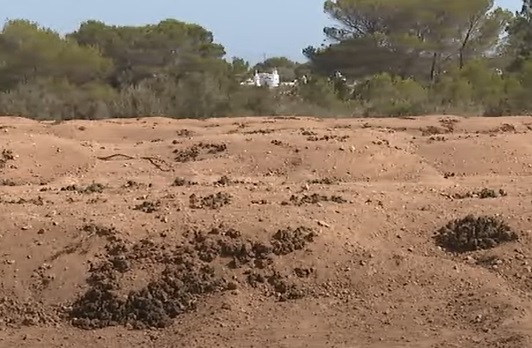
[241,68,280,87]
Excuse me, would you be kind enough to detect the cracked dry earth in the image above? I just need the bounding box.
[1,115,532,347]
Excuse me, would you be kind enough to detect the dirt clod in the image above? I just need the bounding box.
[307,177,340,185]
[174,142,226,162]
[435,215,519,253]
[0,148,14,168]
[189,192,232,209]
[133,200,160,213]
[287,193,347,206]
[68,224,317,330]
[172,177,197,186]
[451,188,507,199]
[0,178,17,186]
[61,183,105,194]
[271,226,316,255]
[176,129,194,137]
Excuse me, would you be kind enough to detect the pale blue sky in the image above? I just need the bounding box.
[3,0,521,63]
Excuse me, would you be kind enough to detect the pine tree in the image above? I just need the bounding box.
[508,0,532,70]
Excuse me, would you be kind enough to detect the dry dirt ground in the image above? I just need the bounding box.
[1,115,532,347]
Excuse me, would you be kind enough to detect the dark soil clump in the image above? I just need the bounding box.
[61,183,105,194]
[271,227,316,255]
[0,148,14,169]
[421,119,456,136]
[176,129,194,137]
[68,224,318,330]
[243,128,275,134]
[306,134,349,142]
[189,192,232,209]
[82,223,119,239]
[0,178,17,186]
[287,193,348,206]
[174,146,200,162]
[133,200,160,213]
[122,180,151,189]
[172,177,197,186]
[451,188,507,199]
[307,177,340,185]
[174,142,227,162]
[435,214,519,253]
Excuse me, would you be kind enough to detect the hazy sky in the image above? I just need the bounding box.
[3,0,522,63]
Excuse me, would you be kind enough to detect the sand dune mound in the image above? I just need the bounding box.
[0,132,95,185]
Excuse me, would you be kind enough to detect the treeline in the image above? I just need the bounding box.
[1,0,532,119]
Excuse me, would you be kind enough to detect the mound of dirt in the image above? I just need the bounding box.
[68,224,317,330]
[0,133,95,184]
[435,215,519,253]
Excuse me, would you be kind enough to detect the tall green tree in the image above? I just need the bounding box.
[0,20,112,90]
[230,57,250,79]
[68,19,226,87]
[305,0,509,81]
[506,0,532,70]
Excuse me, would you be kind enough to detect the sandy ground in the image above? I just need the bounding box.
[0,115,532,347]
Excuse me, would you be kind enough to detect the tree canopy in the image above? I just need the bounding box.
[305,0,511,80]
[0,0,531,119]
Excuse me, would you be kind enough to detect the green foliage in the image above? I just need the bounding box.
[297,77,339,108]
[310,0,510,80]
[0,6,531,120]
[0,20,112,90]
[354,73,428,116]
[506,0,532,70]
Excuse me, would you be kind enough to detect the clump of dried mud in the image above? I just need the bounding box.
[421,118,457,136]
[306,134,349,142]
[0,148,14,169]
[435,215,519,253]
[174,142,227,162]
[286,193,348,206]
[214,175,245,186]
[0,298,60,327]
[61,183,105,194]
[307,177,341,185]
[133,200,161,213]
[451,188,507,199]
[172,177,197,186]
[68,224,317,330]
[189,192,232,209]
[270,226,316,255]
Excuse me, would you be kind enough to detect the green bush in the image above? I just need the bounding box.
[353,73,429,116]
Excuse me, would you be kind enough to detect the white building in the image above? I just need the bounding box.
[253,69,280,87]
[240,69,280,88]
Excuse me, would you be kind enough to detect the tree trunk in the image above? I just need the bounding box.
[430,52,438,83]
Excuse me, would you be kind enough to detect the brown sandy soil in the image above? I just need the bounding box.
[0,115,532,347]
